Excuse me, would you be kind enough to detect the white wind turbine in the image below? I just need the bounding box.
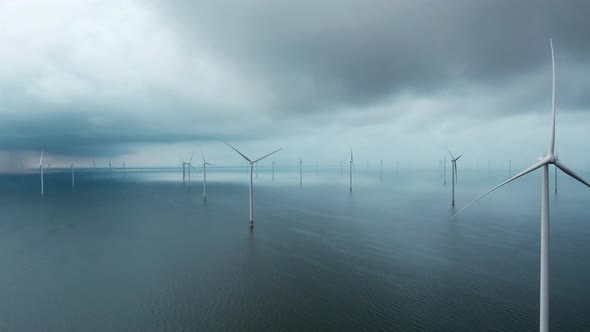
[449,151,462,207]
[451,40,590,332]
[299,157,303,185]
[39,150,44,196]
[187,154,194,186]
[180,159,186,184]
[70,163,75,188]
[349,149,353,192]
[225,142,281,228]
[200,150,214,201]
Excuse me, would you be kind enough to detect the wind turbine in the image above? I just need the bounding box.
[349,149,353,192]
[449,151,462,207]
[451,40,590,332]
[70,163,75,188]
[225,142,281,228]
[39,150,44,196]
[180,159,186,184]
[187,153,194,186]
[200,150,214,201]
[299,157,303,185]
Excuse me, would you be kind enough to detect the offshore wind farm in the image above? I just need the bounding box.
[2,1,590,331]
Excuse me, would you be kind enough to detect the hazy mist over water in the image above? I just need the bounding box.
[1,167,590,331]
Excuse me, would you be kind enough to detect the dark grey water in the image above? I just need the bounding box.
[1,166,590,331]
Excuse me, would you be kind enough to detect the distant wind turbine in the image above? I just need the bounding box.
[187,153,194,186]
[451,40,590,332]
[225,142,282,228]
[70,163,75,188]
[449,151,463,207]
[200,150,214,201]
[349,149,353,192]
[39,150,44,196]
[299,157,303,185]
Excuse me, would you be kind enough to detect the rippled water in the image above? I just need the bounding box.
[0,166,589,331]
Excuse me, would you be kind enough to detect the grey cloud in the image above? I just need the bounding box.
[155,0,590,114]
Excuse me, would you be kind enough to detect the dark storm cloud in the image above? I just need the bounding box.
[0,111,228,156]
[155,0,590,114]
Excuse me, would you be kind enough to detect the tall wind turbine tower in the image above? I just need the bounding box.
[449,151,463,207]
[225,142,281,229]
[200,150,213,201]
[349,149,353,192]
[70,163,75,188]
[451,40,590,332]
[39,150,44,196]
[299,157,303,185]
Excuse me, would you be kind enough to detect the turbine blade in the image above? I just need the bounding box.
[189,153,194,164]
[224,142,252,162]
[253,148,282,163]
[450,160,547,220]
[555,160,590,188]
[39,150,44,165]
[456,154,463,161]
[549,39,556,155]
[200,149,205,163]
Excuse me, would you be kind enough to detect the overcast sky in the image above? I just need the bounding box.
[1,0,589,170]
